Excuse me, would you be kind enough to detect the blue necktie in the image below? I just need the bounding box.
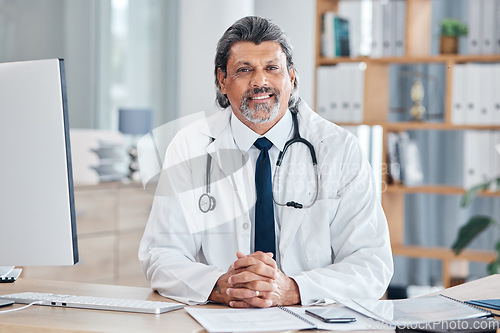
[253,137,276,258]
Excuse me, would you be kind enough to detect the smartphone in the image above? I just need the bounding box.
[305,308,356,323]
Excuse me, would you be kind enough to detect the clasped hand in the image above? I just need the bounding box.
[209,251,300,308]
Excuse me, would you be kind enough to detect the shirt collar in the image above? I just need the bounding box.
[230,108,293,152]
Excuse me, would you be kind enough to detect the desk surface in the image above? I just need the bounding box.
[0,275,498,333]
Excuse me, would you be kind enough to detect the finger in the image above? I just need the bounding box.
[236,251,247,259]
[232,256,277,273]
[230,280,277,293]
[229,300,254,308]
[242,296,273,308]
[230,265,277,282]
[246,251,277,268]
[229,271,278,287]
[226,287,259,299]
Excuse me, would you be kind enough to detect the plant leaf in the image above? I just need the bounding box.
[461,180,497,207]
[451,215,496,254]
[490,244,500,275]
[488,261,499,275]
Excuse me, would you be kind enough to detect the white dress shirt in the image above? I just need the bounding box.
[230,110,293,266]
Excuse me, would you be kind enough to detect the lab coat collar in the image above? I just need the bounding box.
[203,108,246,179]
[230,108,293,153]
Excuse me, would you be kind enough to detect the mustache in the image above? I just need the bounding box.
[242,87,280,99]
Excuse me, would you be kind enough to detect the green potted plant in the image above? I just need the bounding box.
[451,176,500,274]
[440,19,468,54]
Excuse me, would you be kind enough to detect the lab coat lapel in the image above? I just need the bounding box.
[204,109,253,254]
[278,194,309,259]
[278,102,326,260]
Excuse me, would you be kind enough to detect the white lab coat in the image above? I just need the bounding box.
[138,101,393,305]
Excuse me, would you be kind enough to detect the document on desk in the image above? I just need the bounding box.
[338,294,492,327]
[186,305,391,332]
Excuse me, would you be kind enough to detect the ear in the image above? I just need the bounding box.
[289,67,296,86]
[217,68,227,94]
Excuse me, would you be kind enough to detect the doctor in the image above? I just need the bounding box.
[139,16,393,308]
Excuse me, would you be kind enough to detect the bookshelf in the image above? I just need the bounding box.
[315,0,500,287]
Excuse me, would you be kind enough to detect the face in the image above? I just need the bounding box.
[217,41,295,134]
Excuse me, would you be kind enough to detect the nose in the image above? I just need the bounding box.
[250,69,268,87]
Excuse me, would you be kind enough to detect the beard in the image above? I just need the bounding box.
[240,87,281,124]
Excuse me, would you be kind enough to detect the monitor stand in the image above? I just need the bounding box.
[0,266,22,283]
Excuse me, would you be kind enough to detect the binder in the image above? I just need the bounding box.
[496,0,500,54]
[488,131,500,190]
[493,64,500,125]
[334,16,350,57]
[316,66,332,120]
[351,63,365,123]
[464,64,481,124]
[451,64,466,125]
[477,64,494,125]
[394,0,406,56]
[382,0,394,56]
[371,0,384,57]
[481,0,496,54]
[339,0,362,57]
[463,130,483,189]
[466,299,500,316]
[330,65,342,123]
[321,11,336,58]
[468,1,483,54]
[338,63,353,123]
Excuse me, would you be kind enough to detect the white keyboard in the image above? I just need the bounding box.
[0,292,184,314]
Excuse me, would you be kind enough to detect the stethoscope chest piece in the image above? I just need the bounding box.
[199,193,216,213]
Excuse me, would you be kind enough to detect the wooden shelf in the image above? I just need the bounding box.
[386,185,500,197]
[318,54,500,66]
[338,122,500,130]
[383,123,500,131]
[392,245,496,264]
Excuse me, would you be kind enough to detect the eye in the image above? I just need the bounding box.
[267,65,279,71]
[237,67,251,73]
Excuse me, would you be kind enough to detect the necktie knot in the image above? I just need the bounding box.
[254,137,273,151]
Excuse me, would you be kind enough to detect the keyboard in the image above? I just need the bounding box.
[0,292,184,314]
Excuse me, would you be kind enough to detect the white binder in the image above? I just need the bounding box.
[371,0,384,57]
[468,1,483,54]
[451,64,466,125]
[481,0,496,54]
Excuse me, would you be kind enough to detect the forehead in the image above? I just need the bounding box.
[227,41,287,66]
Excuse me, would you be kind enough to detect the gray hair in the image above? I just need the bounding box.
[214,16,300,110]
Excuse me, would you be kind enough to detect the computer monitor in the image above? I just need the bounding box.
[0,59,79,277]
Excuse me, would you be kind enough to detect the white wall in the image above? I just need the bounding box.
[0,0,97,128]
[177,0,254,118]
[64,1,97,128]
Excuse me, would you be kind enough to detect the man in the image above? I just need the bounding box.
[139,16,393,308]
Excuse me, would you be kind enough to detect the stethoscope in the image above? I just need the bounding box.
[198,109,319,213]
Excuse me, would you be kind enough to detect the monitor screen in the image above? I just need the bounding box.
[0,59,78,267]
